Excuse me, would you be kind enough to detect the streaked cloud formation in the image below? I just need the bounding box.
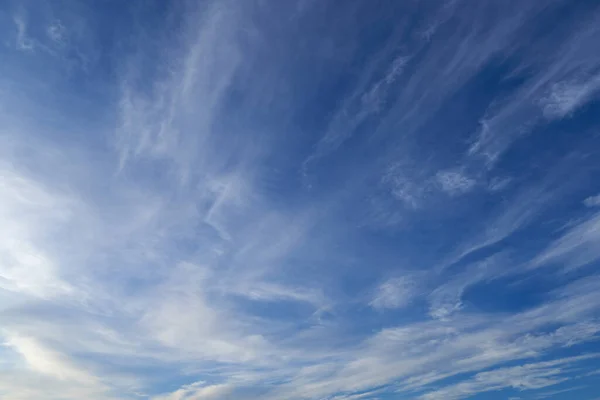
[1,1,600,399]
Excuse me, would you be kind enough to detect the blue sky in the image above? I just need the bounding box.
[1,0,600,399]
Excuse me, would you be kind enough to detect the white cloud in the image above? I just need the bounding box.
[138,263,272,364]
[266,275,600,399]
[533,385,587,399]
[540,74,600,119]
[435,169,476,195]
[419,355,596,400]
[584,194,600,207]
[0,164,76,298]
[532,212,600,270]
[440,155,580,272]
[302,45,412,178]
[231,281,326,309]
[370,276,417,310]
[0,333,120,400]
[428,254,503,320]
[4,334,98,385]
[116,1,242,177]
[468,14,600,165]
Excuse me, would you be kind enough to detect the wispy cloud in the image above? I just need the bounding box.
[370,276,418,310]
[468,14,600,165]
[584,194,600,207]
[540,74,600,119]
[435,169,476,196]
[419,355,596,400]
[533,385,587,399]
[532,211,600,270]
[4,334,99,385]
[0,332,119,400]
[12,14,35,52]
[0,162,77,299]
[46,20,67,45]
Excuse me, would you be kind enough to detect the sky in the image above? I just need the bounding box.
[1,0,600,399]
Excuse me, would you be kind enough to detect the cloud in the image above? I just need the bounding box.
[115,1,243,176]
[540,74,600,119]
[488,176,512,192]
[271,274,600,399]
[302,42,412,178]
[12,14,35,51]
[47,20,67,46]
[440,149,585,272]
[428,254,504,320]
[584,194,600,207]
[0,333,119,400]
[533,385,587,399]
[532,211,600,270]
[4,334,99,385]
[138,263,274,364]
[418,355,596,400]
[468,10,600,165]
[0,163,76,298]
[380,161,431,210]
[230,281,327,309]
[435,169,476,196]
[370,276,418,310]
